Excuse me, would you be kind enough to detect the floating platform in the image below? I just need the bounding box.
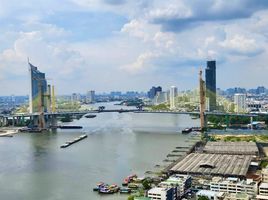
[58,125,83,129]
[60,134,87,148]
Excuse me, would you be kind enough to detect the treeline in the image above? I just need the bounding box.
[207,115,268,125]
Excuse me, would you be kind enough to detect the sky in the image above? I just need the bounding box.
[1,0,268,95]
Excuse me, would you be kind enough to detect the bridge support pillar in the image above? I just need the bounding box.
[0,117,3,127]
[33,116,39,127]
[12,117,15,126]
[225,115,230,128]
[250,116,253,130]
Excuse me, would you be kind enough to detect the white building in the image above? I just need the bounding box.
[261,168,268,183]
[86,90,95,103]
[196,190,222,200]
[147,187,175,200]
[170,86,178,110]
[234,94,246,113]
[257,182,268,199]
[159,174,191,198]
[210,177,258,197]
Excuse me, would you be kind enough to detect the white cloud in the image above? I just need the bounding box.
[121,52,159,74]
[220,34,264,56]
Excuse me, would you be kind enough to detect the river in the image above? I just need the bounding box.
[0,102,200,200]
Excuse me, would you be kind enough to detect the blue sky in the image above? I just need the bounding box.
[1,0,268,95]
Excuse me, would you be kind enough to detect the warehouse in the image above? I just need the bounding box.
[170,153,252,178]
[203,141,259,156]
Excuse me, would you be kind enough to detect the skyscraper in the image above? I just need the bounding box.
[86,90,95,103]
[170,86,178,110]
[29,61,48,113]
[148,86,162,99]
[205,60,216,111]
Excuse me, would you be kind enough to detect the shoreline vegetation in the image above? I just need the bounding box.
[208,134,268,142]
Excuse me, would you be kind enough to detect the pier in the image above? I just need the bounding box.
[60,134,87,148]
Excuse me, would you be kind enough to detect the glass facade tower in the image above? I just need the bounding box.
[29,62,48,113]
[205,60,216,111]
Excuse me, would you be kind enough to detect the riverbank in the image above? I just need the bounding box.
[208,134,268,142]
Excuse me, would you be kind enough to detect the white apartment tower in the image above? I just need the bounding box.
[170,86,178,110]
[234,93,246,113]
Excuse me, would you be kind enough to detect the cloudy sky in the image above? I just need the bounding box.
[0,0,268,95]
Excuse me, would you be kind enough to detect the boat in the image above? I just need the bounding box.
[58,125,83,129]
[85,114,97,118]
[97,183,120,194]
[120,187,131,194]
[182,128,192,134]
[122,174,137,186]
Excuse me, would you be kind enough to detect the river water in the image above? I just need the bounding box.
[0,102,199,200]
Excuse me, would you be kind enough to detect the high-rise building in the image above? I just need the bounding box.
[234,93,246,113]
[29,61,48,113]
[205,60,216,111]
[170,86,178,110]
[148,86,162,99]
[72,93,81,102]
[86,90,95,103]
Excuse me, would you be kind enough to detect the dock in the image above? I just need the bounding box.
[60,134,87,148]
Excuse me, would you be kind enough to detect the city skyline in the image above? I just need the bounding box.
[1,1,268,95]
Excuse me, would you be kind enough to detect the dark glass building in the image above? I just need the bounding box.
[205,60,216,111]
[148,86,162,99]
[29,62,48,113]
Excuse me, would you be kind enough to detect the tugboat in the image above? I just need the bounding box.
[182,128,192,134]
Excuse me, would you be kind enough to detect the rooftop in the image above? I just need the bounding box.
[203,141,259,155]
[171,153,252,177]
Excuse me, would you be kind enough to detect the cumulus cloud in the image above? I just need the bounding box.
[220,34,264,56]
[147,0,268,32]
[1,0,268,94]
[121,52,159,74]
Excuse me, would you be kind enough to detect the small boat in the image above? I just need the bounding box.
[85,114,97,118]
[58,125,83,129]
[60,143,69,148]
[182,128,192,134]
[120,187,131,194]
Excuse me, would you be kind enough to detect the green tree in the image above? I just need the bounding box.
[142,179,151,190]
[198,196,209,200]
[128,195,135,200]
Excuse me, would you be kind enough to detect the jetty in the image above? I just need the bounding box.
[60,134,87,148]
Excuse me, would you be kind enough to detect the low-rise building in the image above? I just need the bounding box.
[196,190,222,200]
[159,174,191,198]
[257,182,268,200]
[224,193,250,200]
[261,168,268,183]
[147,187,176,200]
[210,177,258,197]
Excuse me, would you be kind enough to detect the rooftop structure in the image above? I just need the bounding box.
[203,142,259,156]
[171,153,252,177]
